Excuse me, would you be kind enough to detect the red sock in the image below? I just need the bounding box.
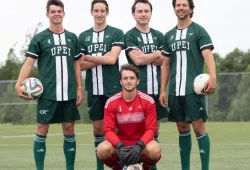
[101,155,122,170]
[142,154,161,170]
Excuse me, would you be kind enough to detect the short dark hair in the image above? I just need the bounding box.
[91,0,109,13]
[172,0,195,18]
[120,64,140,80]
[132,0,153,13]
[46,0,64,13]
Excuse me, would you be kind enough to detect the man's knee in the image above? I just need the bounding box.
[36,124,49,136]
[97,141,116,160]
[176,122,190,132]
[62,122,75,136]
[92,120,104,135]
[143,141,161,160]
[192,119,206,136]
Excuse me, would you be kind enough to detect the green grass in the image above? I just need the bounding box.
[0,122,249,170]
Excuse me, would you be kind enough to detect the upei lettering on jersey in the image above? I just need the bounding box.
[141,44,158,53]
[171,41,190,52]
[51,46,71,56]
[87,43,107,53]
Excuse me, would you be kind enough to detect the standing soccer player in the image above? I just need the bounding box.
[159,0,216,170]
[79,0,124,169]
[124,1,168,169]
[97,64,161,170]
[15,0,83,170]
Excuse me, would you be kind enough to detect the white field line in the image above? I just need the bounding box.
[0,132,89,139]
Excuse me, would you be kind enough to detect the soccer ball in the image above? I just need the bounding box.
[193,73,210,95]
[123,163,143,170]
[21,77,43,99]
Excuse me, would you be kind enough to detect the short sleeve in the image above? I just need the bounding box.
[198,27,214,51]
[26,37,40,59]
[162,32,171,57]
[124,31,138,54]
[78,33,87,55]
[112,29,125,49]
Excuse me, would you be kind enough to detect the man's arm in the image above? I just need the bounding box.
[202,49,216,94]
[140,102,157,145]
[127,48,161,66]
[80,54,98,70]
[152,55,163,66]
[159,57,170,107]
[74,59,83,106]
[104,106,121,147]
[84,46,122,65]
[15,57,36,100]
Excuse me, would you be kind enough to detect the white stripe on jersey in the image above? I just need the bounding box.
[62,56,69,100]
[55,56,68,101]
[175,28,188,96]
[180,51,187,96]
[138,91,154,104]
[146,64,158,94]
[91,52,104,95]
[200,43,213,49]
[117,112,144,124]
[105,93,122,108]
[175,51,181,96]
[141,32,153,44]
[27,52,38,57]
[60,33,66,45]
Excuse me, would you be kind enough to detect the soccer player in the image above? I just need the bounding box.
[159,0,216,170]
[78,0,124,169]
[97,64,161,170]
[15,0,83,170]
[124,1,168,169]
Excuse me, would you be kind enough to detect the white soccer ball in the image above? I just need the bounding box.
[123,163,143,170]
[193,73,210,95]
[21,77,43,99]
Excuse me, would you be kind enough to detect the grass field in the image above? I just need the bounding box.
[0,122,249,170]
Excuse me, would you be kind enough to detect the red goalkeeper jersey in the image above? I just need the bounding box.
[104,90,157,146]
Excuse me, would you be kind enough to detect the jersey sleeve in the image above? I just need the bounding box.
[198,27,214,51]
[157,31,164,51]
[73,34,81,61]
[112,29,125,49]
[140,101,157,145]
[162,32,171,57]
[26,37,40,59]
[78,33,87,55]
[124,31,138,54]
[103,101,121,146]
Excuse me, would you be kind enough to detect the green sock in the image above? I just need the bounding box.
[179,131,192,170]
[34,134,46,170]
[197,133,210,170]
[94,135,105,170]
[63,135,76,170]
[150,135,159,170]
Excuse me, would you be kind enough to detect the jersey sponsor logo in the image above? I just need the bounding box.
[51,46,71,56]
[47,39,51,44]
[105,35,110,38]
[153,37,157,40]
[88,107,92,112]
[39,109,49,115]
[128,107,133,111]
[199,107,204,111]
[188,33,194,36]
[170,35,174,40]
[137,37,141,42]
[67,38,71,42]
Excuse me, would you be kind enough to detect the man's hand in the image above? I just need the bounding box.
[116,142,130,164]
[15,81,32,100]
[204,75,216,94]
[76,87,83,106]
[159,90,167,107]
[125,140,145,165]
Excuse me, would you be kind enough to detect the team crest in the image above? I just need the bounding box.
[47,39,51,44]
[170,35,174,40]
[137,37,141,42]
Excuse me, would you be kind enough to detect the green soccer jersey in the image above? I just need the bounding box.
[79,25,124,96]
[162,22,214,96]
[125,27,164,95]
[26,29,81,101]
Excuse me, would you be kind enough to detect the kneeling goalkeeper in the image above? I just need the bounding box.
[96,64,161,170]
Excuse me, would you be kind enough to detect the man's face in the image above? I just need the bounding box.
[174,0,192,20]
[133,2,152,26]
[46,5,65,25]
[91,3,108,25]
[120,70,138,93]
